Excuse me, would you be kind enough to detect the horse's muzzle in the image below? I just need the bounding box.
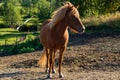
[78,26,85,33]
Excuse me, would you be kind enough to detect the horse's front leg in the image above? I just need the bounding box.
[59,47,65,78]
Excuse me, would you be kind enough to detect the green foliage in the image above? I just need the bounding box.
[2,0,22,27]
[19,47,35,53]
[21,0,32,7]
[10,37,42,54]
[68,0,120,17]
[24,34,35,42]
[0,29,42,55]
[0,23,7,28]
[82,12,120,34]
[50,0,61,9]
[98,0,120,14]
[21,0,34,17]
[0,28,25,46]
[38,0,51,20]
[0,0,120,28]
[0,38,42,55]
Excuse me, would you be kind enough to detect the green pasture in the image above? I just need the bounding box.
[0,28,41,55]
[0,28,40,45]
[0,28,26,46]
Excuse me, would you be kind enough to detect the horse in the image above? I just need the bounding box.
[38,2,85,78]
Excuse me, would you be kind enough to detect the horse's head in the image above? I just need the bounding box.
[65,3,85,33]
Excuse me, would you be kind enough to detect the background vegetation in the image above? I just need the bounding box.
[0,0,120,55]
[0,0,120,28]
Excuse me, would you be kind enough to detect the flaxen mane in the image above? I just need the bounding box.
[49,2,73,28]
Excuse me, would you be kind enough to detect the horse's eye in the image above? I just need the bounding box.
[72,16,77,20]
[72,15,76,18]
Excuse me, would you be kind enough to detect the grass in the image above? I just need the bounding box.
[0,28,39,46]
[0,3,3,7]
[82,12,120,27]
[0,28,25,46]
[0,28,41,55]
[82,12,120,34]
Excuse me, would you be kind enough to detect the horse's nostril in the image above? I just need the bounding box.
[83,26,85,30]
[82,26,85,32]
[83,28,85,31]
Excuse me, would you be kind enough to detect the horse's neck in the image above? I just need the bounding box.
[51,20,68,36]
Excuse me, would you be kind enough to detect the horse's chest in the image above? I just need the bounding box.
[51,35,68,48]
[48,29,69,48]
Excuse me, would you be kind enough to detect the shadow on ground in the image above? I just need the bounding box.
[9,59,38,68]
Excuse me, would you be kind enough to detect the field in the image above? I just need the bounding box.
[0,28,25,45]
[0,31,120,80]
[0,12,120,80]
[0,28,39,46]
[0,28,41,55]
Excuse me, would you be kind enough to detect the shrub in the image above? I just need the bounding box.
[19,47,35,53]
[38,0,51,20]
[0,23,8,28]
[7,38,42,55]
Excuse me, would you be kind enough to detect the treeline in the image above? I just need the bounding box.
[68,0,120,17]
[0,0,51,28]
[0,0,119,28]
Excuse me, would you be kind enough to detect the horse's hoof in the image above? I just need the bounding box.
[52,69,56,73]
[45,68,49,73]
[47,74,52,78]
[59,73,64,78]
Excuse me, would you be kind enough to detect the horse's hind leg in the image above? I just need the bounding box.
[47,49,54,78]
[52,49,57,73]
[45,49,56,74]
[45,48,49,73]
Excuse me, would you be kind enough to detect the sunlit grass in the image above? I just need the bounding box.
[0,28,39,46]
[0,3,3,7]
[0,37,20,46]
[0,28,19,46]
[0,28,18,35]
[20,34,35,44]
[82,12,120,27]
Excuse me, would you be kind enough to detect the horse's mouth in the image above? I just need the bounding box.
[78,26,85,33]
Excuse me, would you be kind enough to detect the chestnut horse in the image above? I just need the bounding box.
[38,2,85,78]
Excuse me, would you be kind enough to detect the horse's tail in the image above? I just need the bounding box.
[38,48,47,67]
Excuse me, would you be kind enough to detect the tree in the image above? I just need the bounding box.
[38,0,51,20]
[67,0,120,17]
[3,0,22,27]
[98,0,120,14]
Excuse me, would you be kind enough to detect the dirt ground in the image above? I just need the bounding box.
[0,33,120,80]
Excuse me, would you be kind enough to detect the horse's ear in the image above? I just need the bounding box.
[70,6,74,10]
[66,6,74,14]
[64,1,71,6]
[75,5,79,9]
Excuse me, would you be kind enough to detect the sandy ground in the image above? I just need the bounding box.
[0,33,120,80]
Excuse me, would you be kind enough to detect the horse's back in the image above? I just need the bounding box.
[41,19,51,27]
